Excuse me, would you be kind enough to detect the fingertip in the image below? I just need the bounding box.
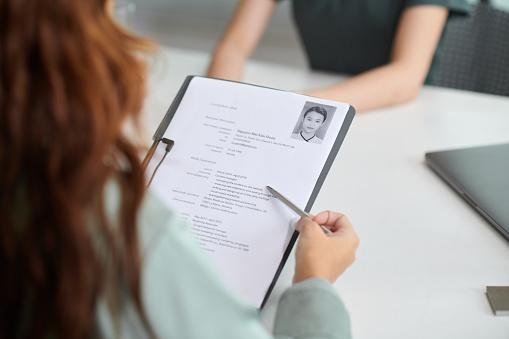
[311,210,327,221]
[296,216,313,232]
[312,210,333,225]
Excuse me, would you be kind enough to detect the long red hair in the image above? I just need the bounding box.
[0,0,153,337]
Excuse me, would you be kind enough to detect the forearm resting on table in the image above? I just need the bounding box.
[308,5,447,112]
[207,43,245,81]
[307,62,425,112]
[207,0,275,81]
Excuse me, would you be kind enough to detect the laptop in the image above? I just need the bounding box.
[425,143,509,240]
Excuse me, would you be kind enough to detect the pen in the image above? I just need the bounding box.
[266,186,332,235]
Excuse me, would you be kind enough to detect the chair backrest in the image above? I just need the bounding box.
[430,0,509,96]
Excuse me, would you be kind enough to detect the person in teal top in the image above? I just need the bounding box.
[0,0,359,338]
[208,0,470,111]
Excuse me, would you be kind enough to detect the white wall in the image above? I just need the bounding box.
[127,0,306,67]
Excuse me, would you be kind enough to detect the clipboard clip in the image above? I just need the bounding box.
[144,137,174,187]
[161,138,174,152]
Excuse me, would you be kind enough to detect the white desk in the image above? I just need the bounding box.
[142,47,509,339]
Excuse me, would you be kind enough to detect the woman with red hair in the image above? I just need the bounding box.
[0,1,359,338]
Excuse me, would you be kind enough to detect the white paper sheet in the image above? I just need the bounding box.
[148,77,351,306]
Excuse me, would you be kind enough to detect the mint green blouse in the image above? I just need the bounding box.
[96,183,352,339]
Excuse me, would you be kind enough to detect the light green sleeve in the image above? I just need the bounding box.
[138,192,352,339]
[274,279,351,339]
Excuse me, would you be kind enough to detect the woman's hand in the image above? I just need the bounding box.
[293,211,359,284]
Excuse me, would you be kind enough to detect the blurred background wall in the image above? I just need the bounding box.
[125,0,306,67]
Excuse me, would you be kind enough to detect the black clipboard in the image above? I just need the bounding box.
[144,75,356,308]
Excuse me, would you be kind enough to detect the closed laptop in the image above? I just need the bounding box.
[425,143,509,240]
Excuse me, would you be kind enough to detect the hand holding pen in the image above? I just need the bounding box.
[293,211,359,283]
[266,186,359,283]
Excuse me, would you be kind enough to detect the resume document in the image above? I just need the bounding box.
[148,77,353,306]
